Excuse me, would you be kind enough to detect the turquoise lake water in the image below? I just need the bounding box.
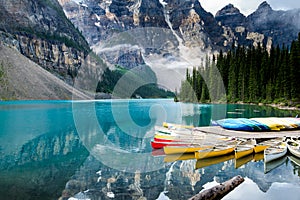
[0,99,300,200]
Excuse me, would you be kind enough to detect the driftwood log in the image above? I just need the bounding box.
[189,175,244,200]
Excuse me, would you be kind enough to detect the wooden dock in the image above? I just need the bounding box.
[195,126,300,139]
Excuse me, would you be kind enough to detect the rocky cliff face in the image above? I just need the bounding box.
[0,0,87,44]
[60,0,300,51]
[0,44,92,100]
[0,0,102,86]
[215,1,300,48]
[215,4,248,47]
[60,0,224,50]
[16,33,85,83]
[246,1,300,47]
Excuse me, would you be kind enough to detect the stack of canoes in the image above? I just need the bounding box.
[150,122,300,172]
[151,124,207,149]
[216,118,269,131]
[215,117,300,131]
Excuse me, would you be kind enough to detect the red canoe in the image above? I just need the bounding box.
[151,140,192,149]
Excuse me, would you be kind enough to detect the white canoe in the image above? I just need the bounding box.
[287,140,300,158]
[264,142,287,163]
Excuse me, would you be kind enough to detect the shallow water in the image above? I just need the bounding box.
[0,99,299,200]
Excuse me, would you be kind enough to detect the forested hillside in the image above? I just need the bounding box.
[96,66,175,99]
[180,33,300,107]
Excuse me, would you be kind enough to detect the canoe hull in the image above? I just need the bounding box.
[235,147,253,159]
[264,143,287,163]
[163,145,208,155]
[216,118,253,131]
[254,145,269,153]
[151,141,192,149]
[287,141,300,158]
[195,146,235,159]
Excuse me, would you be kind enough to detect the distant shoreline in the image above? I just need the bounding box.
[267,103,300,111]
[2,97,300,112]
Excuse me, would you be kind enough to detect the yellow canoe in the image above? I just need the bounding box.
[154,134,175,140]
[164,153,195,163]
[234,140,255,159]
[235,146,253,159]
[195,154,234,169]
[254,144,269,153]
[254,137,283,153]
[163,145,211,155]
[195,144,236,159]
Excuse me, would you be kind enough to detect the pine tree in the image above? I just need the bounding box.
[289,40,300,100]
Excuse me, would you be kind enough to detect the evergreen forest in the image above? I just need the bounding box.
[96,66,175,99]
[179,33,300,107]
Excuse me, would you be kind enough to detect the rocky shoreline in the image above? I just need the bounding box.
[267,103,300,111]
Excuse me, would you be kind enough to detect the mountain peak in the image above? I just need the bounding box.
[257,1,272,12]
[216,3,242,17]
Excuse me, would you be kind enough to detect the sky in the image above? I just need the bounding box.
[199,0,300,16]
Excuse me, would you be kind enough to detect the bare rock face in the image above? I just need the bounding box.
[15,34,85,83]
[246,1,300,46]
[60,0,299,57]
[59,0,226,49]
[0,0,88,50]
[215,1,300,49]
[0,44,91,100]
[0,0,92,85]
[59,0,226,72]
[215,4,246,28]
[215,4,249,47]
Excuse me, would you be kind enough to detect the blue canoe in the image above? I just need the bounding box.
[216,118,270,131]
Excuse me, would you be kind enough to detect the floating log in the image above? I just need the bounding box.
[189,175,244,200]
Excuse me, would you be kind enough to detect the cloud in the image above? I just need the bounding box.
[267,0,300,11]
[199,0,300,16]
